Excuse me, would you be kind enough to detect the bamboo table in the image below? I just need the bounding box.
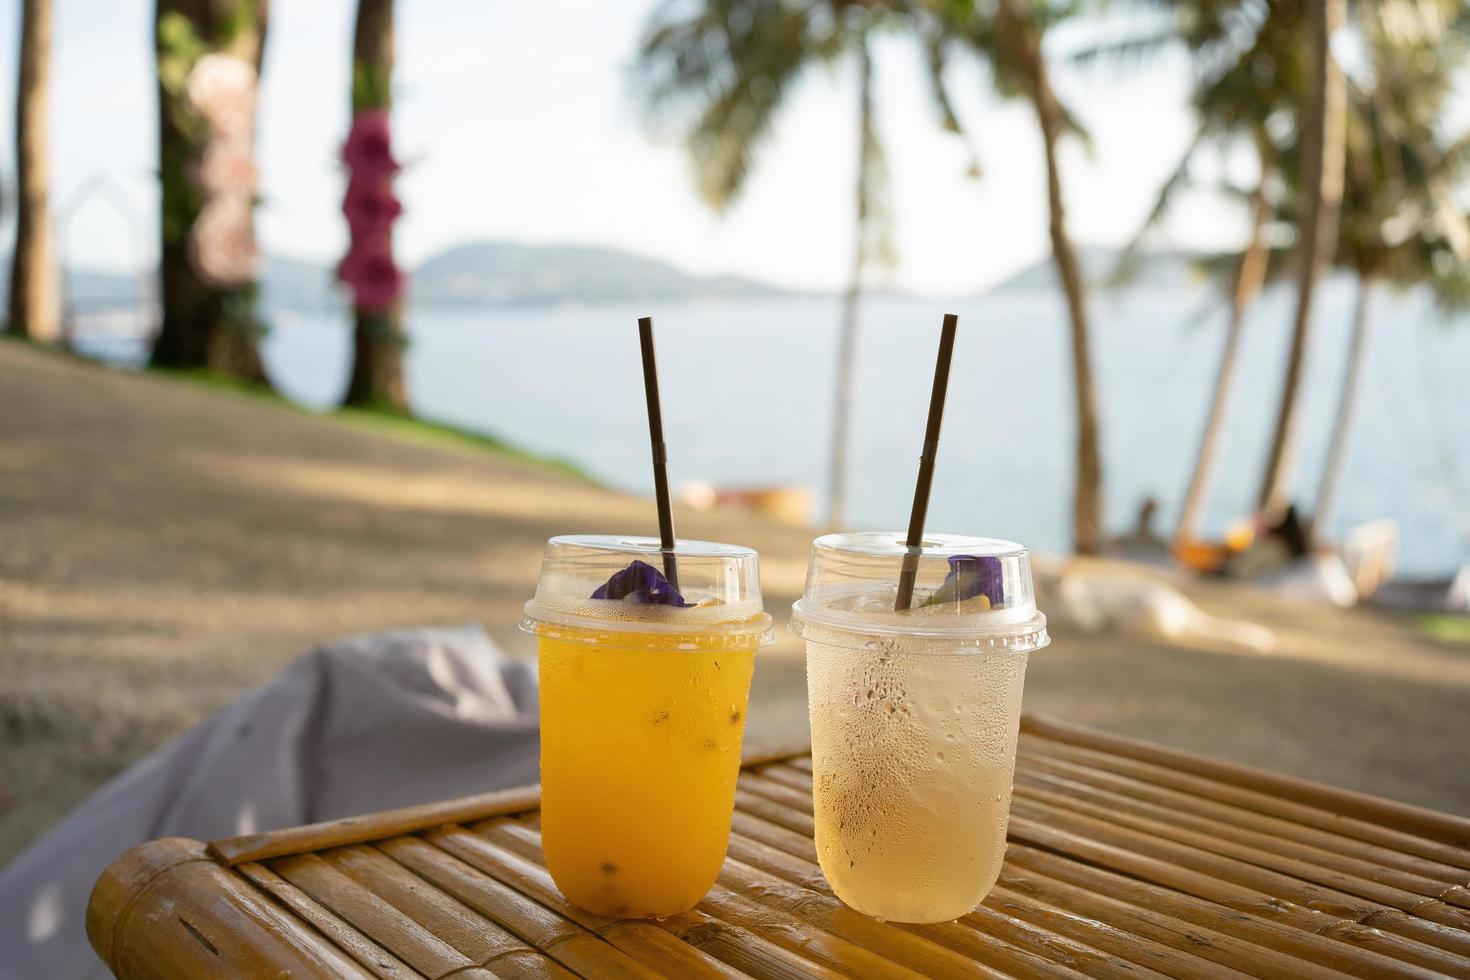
[88,714,1470,978]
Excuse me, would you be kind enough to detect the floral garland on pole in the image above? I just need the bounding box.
[184,52,261,290]
[338,109,405,330]
[156,6,264,350]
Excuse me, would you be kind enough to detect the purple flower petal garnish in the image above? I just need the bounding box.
[591,559,693,607]
[921,555,1004,608]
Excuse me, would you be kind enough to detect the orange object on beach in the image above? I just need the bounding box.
[1174,537,1229,573]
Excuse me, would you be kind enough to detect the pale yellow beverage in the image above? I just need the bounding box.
[807,642,1026,922]
[792,532,1049,924]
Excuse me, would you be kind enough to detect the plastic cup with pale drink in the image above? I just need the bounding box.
[790,531,1049,923]
[521,534,771,918]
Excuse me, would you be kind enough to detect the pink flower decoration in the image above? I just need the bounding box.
[342,178,403,239]
[339,109,404,313]
[186,53,258,141]
[338,235,405,313]
[343,109,399,181]
[188,194,259,288]
[192,136,258,198]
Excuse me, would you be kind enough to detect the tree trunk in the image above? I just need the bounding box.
[827,38,874,528]
[829,283,860,528]
[1174,185,1270,545]
[1311,275,1372,545]
[996,0,1103,554]
[341,0,408,411]
[7,0,58,343]
[1256,0,1346,516]
[150,0,270,382]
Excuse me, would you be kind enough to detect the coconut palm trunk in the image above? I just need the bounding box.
[342,0,408,411]
[1257,0,1346,516]
[827,38,876,529]
[1311,274,1373,543]
[7,0,58,343]
[829,272,861,528]
[1174,185,1270,545]
[995,0,1103,554]
[150,0,271,381]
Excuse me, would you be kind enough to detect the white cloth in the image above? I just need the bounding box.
[0,625,539,980]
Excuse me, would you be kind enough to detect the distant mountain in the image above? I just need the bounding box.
[410,241,798,307]
[989,246,1214,294]
[2,242,801,317]
[260,255,344,312]
[12,242,1226,318]
[0,253,344,316]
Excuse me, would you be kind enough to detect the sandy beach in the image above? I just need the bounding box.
[3,339,1467,867]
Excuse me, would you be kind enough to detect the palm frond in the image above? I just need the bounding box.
[1066,29,1177,72]
[922,27,984,177]
[635,0,826,210]
[1058,100,1094,154]
[923,30,964,135]
[1436,129,1470,180]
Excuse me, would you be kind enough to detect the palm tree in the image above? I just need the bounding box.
[924,0,1103,553]
[7,0,58,343]
[150,0,271,383]
[340,0,409,412]
[1077,1,1309,546]
[1311,0,1470,541]
[637,0,893,528]
[1256,0,1347,517]
[1172,181,1271,545]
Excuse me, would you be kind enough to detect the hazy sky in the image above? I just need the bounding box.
[0,0,1241,294]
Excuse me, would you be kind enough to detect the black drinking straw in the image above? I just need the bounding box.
[638,316,679,590]
[895,313,960,611]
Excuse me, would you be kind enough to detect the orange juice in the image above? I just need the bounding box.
[537,626,758,918]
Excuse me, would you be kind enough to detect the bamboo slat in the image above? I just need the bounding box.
[209,786,544,866]
[320,844,580,979]
[727,769,1254,980]
[236,860,416,978]
[995,854,1354,980]
[477,820,848,980]
[1013,770,1470,938]
[487,814,995,980]
[1008,794,1470,973]
[377,835,662,980]
[1022,715,1470,850]
[87,713,1470,979]
[429,825,746,980]
[86,837,376,979]
[270,852,478,977]
[1020,728,1470,871]
[1017,747,1470,887]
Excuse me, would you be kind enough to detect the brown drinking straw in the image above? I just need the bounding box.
[895,313,960,611]
[638,316,679,590]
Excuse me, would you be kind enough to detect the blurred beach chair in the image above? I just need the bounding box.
[1254,553,1360,608]
[1339,519,1398,598]
[1370,564,1470,614]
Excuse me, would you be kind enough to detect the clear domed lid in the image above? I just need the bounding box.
[522,535,772,641]
[790,531,1048,652]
